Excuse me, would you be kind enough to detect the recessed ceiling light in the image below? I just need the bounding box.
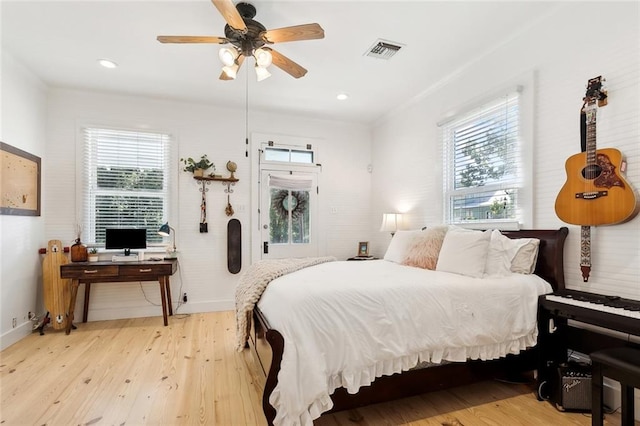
[336,93,349,101]
[98,59,118,69]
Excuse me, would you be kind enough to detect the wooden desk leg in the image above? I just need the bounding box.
[158,277,168,326]
[83,282,91,323]
[66,279,80,335]
[164,276,173,316]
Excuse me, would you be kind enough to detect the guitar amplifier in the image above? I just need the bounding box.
[556,365,592,412]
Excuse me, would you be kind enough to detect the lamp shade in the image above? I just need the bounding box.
[255,65,271,81]
[380,213,403,234]
[253,48,272,67]
[222,63,239,79]
[158,223,171,236]
[219,47,238,66]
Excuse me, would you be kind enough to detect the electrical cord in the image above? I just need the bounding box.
[138,258,187,315]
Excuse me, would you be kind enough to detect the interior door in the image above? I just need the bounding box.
[260,170,318,259]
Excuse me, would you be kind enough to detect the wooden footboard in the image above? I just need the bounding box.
[249,307,284,424]
[247,227,568,425]
[250,306,537,425]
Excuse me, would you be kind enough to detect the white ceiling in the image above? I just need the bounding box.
[2,1,559,124]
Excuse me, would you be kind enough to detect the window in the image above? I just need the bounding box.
[81,127,172,245]
[263,145,314,164]
[442,91,522,225]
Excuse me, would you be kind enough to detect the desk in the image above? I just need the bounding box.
[60,259,177,334]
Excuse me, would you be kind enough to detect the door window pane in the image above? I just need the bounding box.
[269,189,310,244]
[264,148,290,162]
[290,190,310,243]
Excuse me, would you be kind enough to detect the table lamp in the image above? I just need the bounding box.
[158,222,177,258]
[380,213,402,236]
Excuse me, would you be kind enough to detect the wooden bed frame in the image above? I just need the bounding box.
[247,227,569,425]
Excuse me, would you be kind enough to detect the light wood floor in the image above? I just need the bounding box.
[0,311,627,425]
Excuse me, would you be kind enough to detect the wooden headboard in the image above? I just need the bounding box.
[501,227,568,291]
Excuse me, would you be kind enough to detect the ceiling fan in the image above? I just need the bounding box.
[157,0,325,81]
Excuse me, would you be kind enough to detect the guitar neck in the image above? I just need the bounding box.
[585,107,597,164]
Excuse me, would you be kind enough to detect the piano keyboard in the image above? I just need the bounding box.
[545,294,640,320]
[540,290,640,336]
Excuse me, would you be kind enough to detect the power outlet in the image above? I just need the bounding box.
[182,293,188,303]
[12,318,17,328]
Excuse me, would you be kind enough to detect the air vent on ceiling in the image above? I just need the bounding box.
[364,39,404,60]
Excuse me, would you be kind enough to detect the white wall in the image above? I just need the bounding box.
[44,89,371,322]
[0,51,48,349]
[370,2,639,301]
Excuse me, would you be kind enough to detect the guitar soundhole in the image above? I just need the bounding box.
[582,164,602,180]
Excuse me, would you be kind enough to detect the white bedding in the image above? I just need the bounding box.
[256,259,553,426]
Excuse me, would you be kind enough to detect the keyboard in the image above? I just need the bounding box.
[540,289,640,336]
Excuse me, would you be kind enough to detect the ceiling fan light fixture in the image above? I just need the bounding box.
[222,63,239,79]
[219,47,239,66]
[253,48,272,68]
[255,65,271,82]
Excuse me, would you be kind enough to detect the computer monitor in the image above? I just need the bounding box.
[105,228,147,256]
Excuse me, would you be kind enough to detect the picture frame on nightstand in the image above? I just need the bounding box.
[357,241,369,257]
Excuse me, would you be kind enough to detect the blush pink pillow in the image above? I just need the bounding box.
[402,226,449,270]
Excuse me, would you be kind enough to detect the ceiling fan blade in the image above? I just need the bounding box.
[157,35,227,44]
[265,48,307,79]
[262,23,324,44]
[211,0,247,32]
[219,55,245,80]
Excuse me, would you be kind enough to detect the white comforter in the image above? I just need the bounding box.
[256,259,553,426]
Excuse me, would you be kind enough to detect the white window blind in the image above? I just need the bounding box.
[268,174,313,190]
[442,91,522,224]
[82,127,171,245]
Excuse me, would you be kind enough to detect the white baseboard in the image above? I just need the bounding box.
[604,379,640,421]
[0,320,33,351]
[173,299,234,314]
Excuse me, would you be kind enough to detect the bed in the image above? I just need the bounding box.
[238,227,568,425]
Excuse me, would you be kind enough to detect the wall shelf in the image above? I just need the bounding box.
[193,176,238,183]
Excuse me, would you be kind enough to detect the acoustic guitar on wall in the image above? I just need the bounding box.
[555,76,639,226]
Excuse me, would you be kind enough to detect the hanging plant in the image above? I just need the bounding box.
[180,155,215,174]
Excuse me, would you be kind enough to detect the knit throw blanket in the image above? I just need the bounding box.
[235,256,336,351]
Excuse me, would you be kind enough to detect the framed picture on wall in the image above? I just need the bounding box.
[0,142,41,216]
[357,241,369,257]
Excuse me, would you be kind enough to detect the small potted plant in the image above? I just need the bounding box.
[180,155,215,177]
[88,247,99,262]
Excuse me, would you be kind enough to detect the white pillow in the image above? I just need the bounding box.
[510,238,540,274]
[383,230,423,263]
[436,228,491,278]
[484,229,530,277]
